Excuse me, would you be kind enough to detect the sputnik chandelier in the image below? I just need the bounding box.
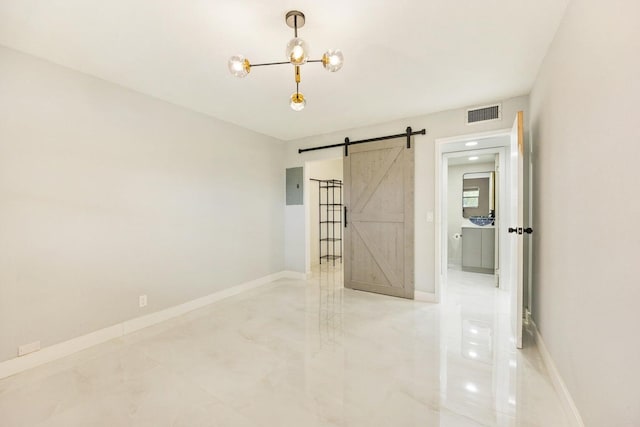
[228,10,344,111]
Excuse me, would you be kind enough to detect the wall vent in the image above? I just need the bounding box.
[466,104,501,124]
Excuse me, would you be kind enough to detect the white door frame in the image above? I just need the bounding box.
[434,128,513,302]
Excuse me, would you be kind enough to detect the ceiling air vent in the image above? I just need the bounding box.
[466,104,501,125]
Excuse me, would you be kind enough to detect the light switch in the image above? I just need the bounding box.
[427,211,434,222]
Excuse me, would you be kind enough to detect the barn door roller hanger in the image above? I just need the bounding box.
[298,127,427,156]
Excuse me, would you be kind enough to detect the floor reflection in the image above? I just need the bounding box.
[439,268,518,425]
[0,264,568,426]
[302,264,568,426]
[313,262,344,348]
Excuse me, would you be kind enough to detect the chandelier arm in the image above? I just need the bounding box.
[251,61,291,68]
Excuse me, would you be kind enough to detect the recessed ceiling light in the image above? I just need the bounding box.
[469,156,479,161]
[465,141,478,146]
[468,350,478,358]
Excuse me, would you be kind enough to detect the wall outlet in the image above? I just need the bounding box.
[18,341,41,357]
[139,295,147,308]
[427,211,434,222]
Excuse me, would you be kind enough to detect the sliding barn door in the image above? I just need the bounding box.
[343,139,414,299]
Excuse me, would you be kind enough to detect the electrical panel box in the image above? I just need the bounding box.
[286,167,303,205]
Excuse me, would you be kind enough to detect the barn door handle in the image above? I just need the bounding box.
[344,206,348,228]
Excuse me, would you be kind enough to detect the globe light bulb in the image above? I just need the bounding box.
[228,55,250,78]
[290,92,306,111]
[286,38,309,65]
[322,49,344,72]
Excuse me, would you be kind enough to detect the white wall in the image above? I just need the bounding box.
[529,0,640,425]
[285,96,528,293]
[0,46,285,363]
[447,162,494,266]
[307,159,343,267]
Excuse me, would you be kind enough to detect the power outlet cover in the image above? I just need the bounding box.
[139,295,148,308]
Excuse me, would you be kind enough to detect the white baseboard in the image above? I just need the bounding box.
[531,321,585,427]
[282,270,310,280]
[0,270,296,380]
[0,324,124,380]
[414,290,438,302]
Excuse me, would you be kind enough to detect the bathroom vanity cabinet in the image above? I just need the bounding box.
[461,227,495,274]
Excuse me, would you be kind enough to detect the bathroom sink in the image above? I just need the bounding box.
[469,216,494,226]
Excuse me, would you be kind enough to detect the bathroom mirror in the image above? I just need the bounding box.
[462,172,495,218]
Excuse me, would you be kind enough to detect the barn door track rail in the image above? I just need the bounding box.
[298,127,427,156]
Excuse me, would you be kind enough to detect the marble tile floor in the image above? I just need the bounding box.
[0,266,571,426]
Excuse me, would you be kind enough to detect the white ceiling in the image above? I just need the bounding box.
[448,154,496,166]
[0,0,568,141]
[446,135,509,165]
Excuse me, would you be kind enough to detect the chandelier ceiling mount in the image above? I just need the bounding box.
[285,10,306,31]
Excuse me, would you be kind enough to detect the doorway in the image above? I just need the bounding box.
[436,132,512,293]
[305,158,344,274]
[446,152,499,278]
[436,129,522,346]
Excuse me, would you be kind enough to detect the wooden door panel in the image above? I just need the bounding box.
[352,222,403,286]
[351,228,392,287]
[350,212,404,223]
[352,146,403,213]
[344,139,414,299]
[350,149,392,208]
[359,154,404,215]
